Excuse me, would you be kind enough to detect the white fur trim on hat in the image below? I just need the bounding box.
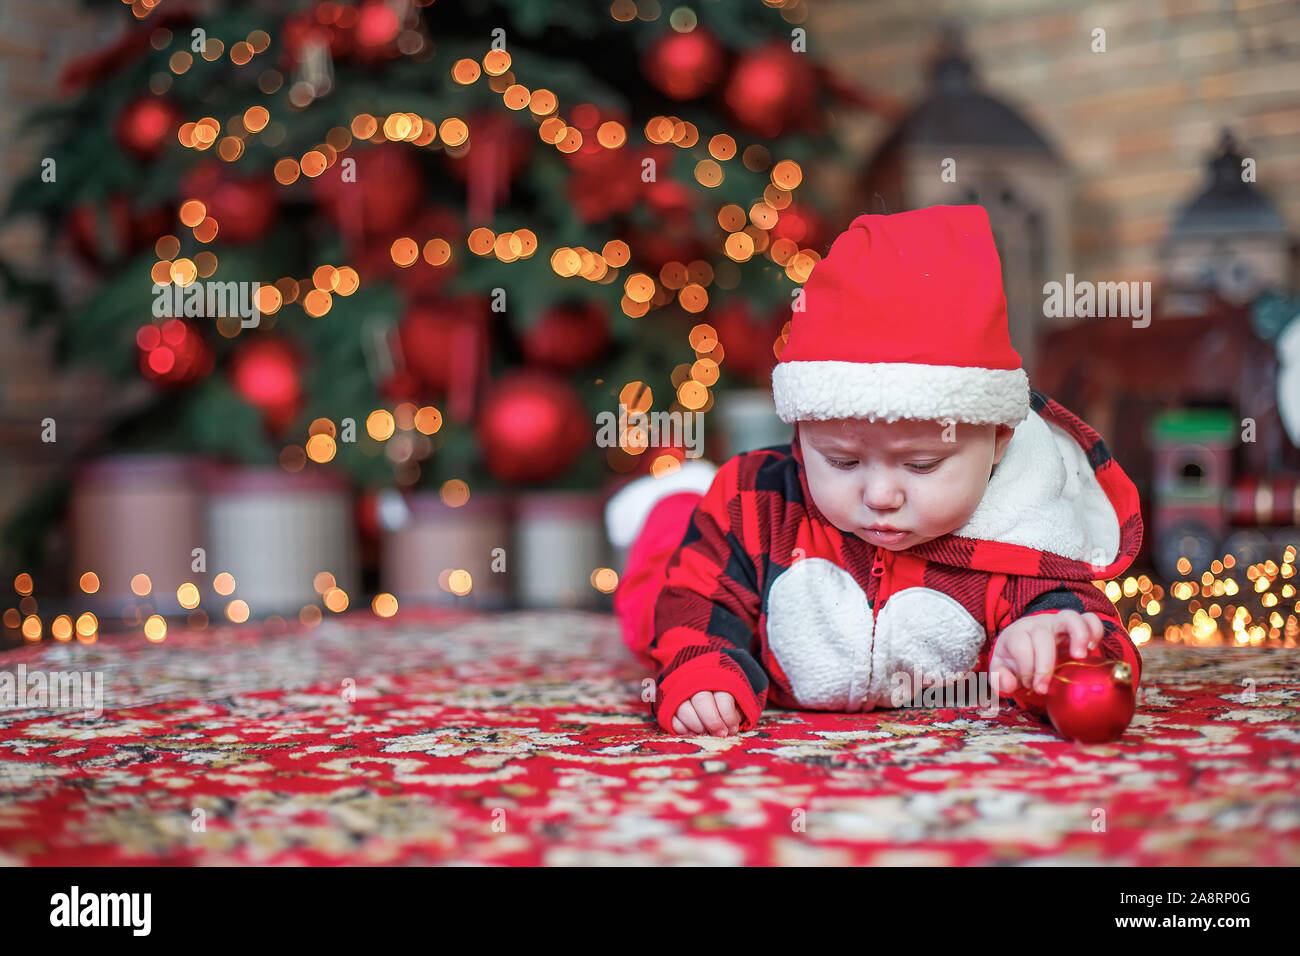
[771,361,1030,427]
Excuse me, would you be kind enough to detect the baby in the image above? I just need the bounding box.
[605,204,1144,737]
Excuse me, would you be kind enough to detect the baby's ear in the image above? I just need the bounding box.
[993,424,1015,459]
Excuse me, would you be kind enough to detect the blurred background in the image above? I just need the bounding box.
[0,0,1298,648]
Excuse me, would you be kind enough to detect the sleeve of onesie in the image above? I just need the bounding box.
[646,454,771,734]
[985,577,1142,716]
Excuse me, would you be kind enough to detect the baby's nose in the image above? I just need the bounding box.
[862,478,904,510]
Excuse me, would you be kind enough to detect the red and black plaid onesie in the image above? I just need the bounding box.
[613,389,1145,734]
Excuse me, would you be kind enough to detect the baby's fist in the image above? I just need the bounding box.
[990,609,1104,697]
[672,690,742,736]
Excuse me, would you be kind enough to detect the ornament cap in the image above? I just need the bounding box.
[1051,657,1115,683]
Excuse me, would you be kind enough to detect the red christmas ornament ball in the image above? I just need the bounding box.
[645,177,695,216]
[398,297,488,394]
[624,209,707,272]
[228,337,303,432]
[709,299,786,386]
[521,301,610,372]
[723,41,818,139]
[771,203,828,251]
[68,197,170,266]
[643,28,725,100]
[281,6,352,69]
[561,104,672,224]
[180,163,276,245]
[353,0,402,57]
[312,143,422,239]
[69,202,132,264]
[398,305,458,393]
[567,142,672,225]
[476,370,591,484]
[355,488,380,541]
[1046,659,1137,743]
[444,110,534,185]
[351,206,462,302]
[380,367,423,403]
[115,96,183,160]
[136,319,214,386]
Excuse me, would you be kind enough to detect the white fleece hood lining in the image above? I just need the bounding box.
[955,409,1121,567]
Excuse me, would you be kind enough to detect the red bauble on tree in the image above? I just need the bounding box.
[281,6,349,70]
[351,206,462,303]
[312,143,423,240]
[115,95,183,160]
[562,103,676,224]
[180,162,276,245]
[356,488,380,541]
[228,337,303,433]
[521,300,611,372]
[625,208,707,272]
[398,296,489,394]
[379,368,423,404]
[618,174,706,267]
[771,202,829,251]
[723,41,819,139]
[352,0,403,60]
[645,177,695,216]
[67,197,170,266]
[564,103,632,177]
[445,111,534,224]
[398,305,458,394]
[1046,658,1138,744]
[136,319,214,387]
[475,370,592,485]
[643,27,725,100]
[709,299,786,386]
[444,110,532,181]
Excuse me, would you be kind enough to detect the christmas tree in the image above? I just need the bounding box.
[0,0,863,572]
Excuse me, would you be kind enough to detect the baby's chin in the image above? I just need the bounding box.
[857,531,920,550]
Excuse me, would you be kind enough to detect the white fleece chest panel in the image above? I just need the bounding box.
[765,558,985,711]
[955,410,1121,566]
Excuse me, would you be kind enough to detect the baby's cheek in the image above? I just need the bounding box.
[921,487,970,534]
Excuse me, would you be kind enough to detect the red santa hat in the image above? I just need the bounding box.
[771,204,1030,428]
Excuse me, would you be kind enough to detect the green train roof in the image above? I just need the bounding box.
[1150,408,1237,443]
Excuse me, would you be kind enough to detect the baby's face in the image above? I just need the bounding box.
[799,417,1014,551]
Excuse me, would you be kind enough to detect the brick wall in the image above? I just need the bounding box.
[808,0,1300,282]
[0,0,127,573]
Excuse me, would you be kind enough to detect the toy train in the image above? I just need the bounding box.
[1151,408,1300,579]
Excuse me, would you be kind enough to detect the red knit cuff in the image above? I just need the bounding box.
[654,660,762,734]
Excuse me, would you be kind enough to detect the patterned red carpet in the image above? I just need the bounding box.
[1,606,1297,865]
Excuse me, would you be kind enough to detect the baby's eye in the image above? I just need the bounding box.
[908,461,940,472]
[827,459,857,470]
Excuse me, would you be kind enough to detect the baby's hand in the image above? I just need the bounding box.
[671,690,742,736]
[989,610,1104,696]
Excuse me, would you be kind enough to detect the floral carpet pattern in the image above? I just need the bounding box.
[1,607,1298,865]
